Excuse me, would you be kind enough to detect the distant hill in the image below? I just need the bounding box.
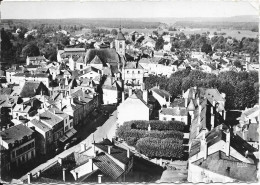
[2,15,258,30]
[136,15,259,24]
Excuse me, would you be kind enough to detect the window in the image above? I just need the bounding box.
[65,126,68,131]
[80,65,83,69]
[132,71,134,74]
[138,71,140,74]
[127,71,129,74]
[70,122,73,127]
[119,42,123,49]
[12,151,15,158]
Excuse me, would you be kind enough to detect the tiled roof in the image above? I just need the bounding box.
[82,66,101,74]
[93,153,124,180]
[90,55,103,64]
[30,119,51,133]
[0,95,19,108]
[76,56,84,63]
[116,30,126,40]
[64,48,86,52]
[28,56,46,61]
[13,104,32,113]
[20,81,42,98]
[0,124,34,144]
[85,49,120,64]
[39,110,63,127]
[160,107,187,116]
[124,62,143,69]
[94,139,133,165]
[192,151,258,182]
[171,98,185,107]
[151,87,171,99]
[13,73,48,78]
[0,88,12,95]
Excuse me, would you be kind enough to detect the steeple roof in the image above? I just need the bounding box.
[116,27,126,41]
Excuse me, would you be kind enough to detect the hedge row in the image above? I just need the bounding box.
[116,126,184,146]
[125,120,185,131]
[136,137,184,158]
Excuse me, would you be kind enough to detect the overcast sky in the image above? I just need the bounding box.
[1,0,258,19]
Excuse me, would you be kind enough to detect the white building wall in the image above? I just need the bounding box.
[117,100,149,125]
[188,163,236,183]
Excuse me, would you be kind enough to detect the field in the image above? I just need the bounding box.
[95,27,258,40]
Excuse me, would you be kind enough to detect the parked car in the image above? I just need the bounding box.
[64,143,71,150]
[55,147,63,155]
[70,137,80,146]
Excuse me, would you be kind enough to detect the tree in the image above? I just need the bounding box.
[111,29,118,35]
[22,43,40,57]
[233,60,242,68]
[1,28,12,51]
[155,36,164,51]
[201,43,212,54]
[234,81,256,109]
[152,30,158,36]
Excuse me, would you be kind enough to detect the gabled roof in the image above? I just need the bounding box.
[124,62,143,69]
[20,81,47,98]
[116,29,126,40]
[192,150,258,182]
[93,153,124,180]
[94,139,133,165]
[160,107,187,116]
[90,55,103,64]
[85,49,120,65]
[30,119,52,133]
[151,87,171,99]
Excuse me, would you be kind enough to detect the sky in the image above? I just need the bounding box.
[1,0,259,19]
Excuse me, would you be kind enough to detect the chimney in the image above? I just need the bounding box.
[98,174,103,184]
[211,114,215,130]
[143,90,148,103]
[225,130,230,156]
[223,110,226,120]
[129,88,132,96]
[200,136,208,159]
[213,100,216,107]
[197,98,200,107]
[58,157,62,165]
[127,148,130,158]
[81,143,86,152]
[108,146,111,154]
[75,172,78,181]
[63,168,66,182]
[148,124,151,132]
[185,98,188,107]
[159,158,163,166]
[211,106,214,114]
[122,91,125,102]
[27,173,31,184]
[189,111,194,120]
[37,170,41,178]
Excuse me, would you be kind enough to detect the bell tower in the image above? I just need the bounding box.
[115,25,126,57]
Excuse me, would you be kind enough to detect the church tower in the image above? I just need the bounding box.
[115,26,126,57]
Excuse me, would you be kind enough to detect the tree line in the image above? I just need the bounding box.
[144,69,259,110]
